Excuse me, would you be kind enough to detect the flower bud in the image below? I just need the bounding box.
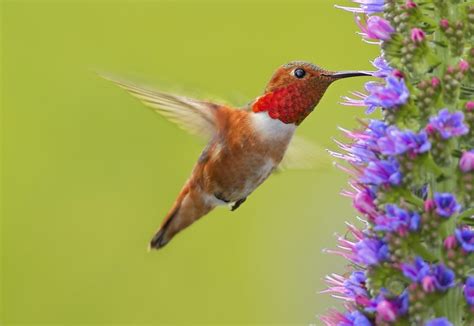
[424,199,436,212]
[357,16,395,41]
[444,235,457,249]
[353,190,377,220]
[440,18,450,29]
[410,28,425,43]
[405,0,417,9]
[459,60,469,73]
[460,151,474,173]
[466,101,474,112]
[431,77,440,88]
[377,300,397,322]
[422,276,436,293]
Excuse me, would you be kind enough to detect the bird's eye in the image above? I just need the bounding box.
[293,68,306,79]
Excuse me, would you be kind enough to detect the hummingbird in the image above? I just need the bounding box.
[101,61,369,250]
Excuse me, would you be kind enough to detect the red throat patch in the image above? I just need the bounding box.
[252,84,321,125]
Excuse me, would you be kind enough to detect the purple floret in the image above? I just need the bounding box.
[402,258,455,292]
[354,237,389,266]
[455,227,474,252]
[343,271,369,299]
[431,264,455,291]
[402,257,430,282]
[377,127,431,156]
[434,192,461,218]
[464,276,474,306]
[364,76,409,112]
[335,0,385,14]
[370,56,393,78]
[340,311,373,326]
[360,158,402,187]
[427,109,469,139]
[375,204,420,233]
[357,16,394,41]
[425,318,453,326]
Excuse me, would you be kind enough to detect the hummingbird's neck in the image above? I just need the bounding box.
[251,84,322,125]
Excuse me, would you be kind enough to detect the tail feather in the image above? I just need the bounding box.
[149,186,213,250]
[149,228,168,250]
[149,206,180,250]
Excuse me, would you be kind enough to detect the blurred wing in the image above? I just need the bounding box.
[100,73,218,139]
[277,135,329,172]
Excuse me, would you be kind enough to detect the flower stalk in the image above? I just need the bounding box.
[321,0,474,325]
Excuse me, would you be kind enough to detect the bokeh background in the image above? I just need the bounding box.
[1,0,378,324]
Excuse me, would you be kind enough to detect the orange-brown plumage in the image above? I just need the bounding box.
[101,61,370,250]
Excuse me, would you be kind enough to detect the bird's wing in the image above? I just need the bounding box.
[100,73,219,139]
[277,135,330,172]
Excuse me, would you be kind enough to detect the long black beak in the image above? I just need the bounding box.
[322,71,372,79]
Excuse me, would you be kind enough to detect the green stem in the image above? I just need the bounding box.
[437,287,464,325]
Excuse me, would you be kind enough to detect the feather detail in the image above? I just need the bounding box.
[99,73,219,139]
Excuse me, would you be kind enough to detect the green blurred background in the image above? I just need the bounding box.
[1,0,378,324]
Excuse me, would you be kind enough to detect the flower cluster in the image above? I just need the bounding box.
[321,0,474,325]
[402,257,455,293]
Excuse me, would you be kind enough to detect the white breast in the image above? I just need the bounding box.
[251,112,296,142]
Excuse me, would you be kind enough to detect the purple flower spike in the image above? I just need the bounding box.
[455,227,474,252]
[460,150,474,173]
[427,109,469,139]
[425,318,453,326]
[361,158,402,187]
[322,0,472,322]
[356,16,394,41]
[364,76,409,112]
[335,0,385,14]
[433,192,461,218]
[464,276,474,306]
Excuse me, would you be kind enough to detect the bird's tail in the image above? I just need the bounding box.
[149,184,213,250]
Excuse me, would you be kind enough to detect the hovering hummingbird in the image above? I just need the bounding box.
[101,61,369,250]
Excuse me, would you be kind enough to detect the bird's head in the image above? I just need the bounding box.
[252,61,370,125]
